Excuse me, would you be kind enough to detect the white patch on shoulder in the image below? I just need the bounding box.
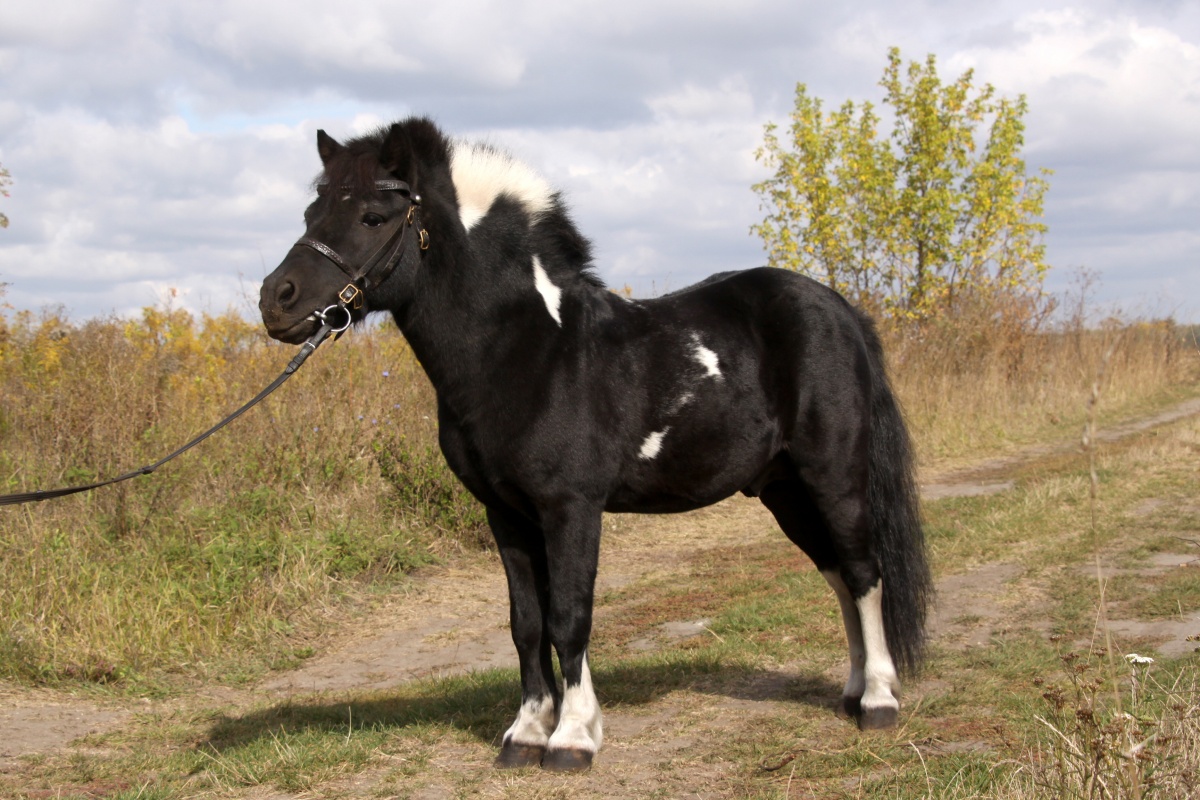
[450,141,555,231]
[532,256,563,326]
[690,333,722,379]
[638,428,669,460]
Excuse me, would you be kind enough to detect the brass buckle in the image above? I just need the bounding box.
[419,228,430,250]
[338,283,364,309]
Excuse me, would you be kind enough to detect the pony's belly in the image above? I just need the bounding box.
[603,489,733,515]
[605,444,780,514]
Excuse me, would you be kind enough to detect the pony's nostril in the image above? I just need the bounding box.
[277,280,297,307]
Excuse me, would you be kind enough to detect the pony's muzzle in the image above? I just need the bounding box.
[262,273,299,313]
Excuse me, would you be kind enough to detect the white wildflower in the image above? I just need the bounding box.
[1124,653,1154,665]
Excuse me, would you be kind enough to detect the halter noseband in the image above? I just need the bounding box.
[292,178,430,314]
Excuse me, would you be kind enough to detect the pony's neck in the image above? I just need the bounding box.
[390,143,602,415]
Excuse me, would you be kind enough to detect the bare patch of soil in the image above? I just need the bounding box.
[262,568,516,693]
[0,697,129,769]
[1103,617,1200,657]
[929,563,1025,649]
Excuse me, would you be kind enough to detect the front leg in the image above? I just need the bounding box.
[540,499,605,772]
[488,508,560,768]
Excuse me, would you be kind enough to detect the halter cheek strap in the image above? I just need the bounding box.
[293,179,430,311]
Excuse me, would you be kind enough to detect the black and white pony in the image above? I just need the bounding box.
[259,118,931,772]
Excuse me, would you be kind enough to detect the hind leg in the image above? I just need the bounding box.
[760,477,900,729]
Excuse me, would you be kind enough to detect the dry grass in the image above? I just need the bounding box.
[0,291,1196,705]
[0,305,472,688]
[887,314,1197,468]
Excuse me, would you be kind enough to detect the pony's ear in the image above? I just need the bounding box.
[380,123,415,180]
[316,130,343,166]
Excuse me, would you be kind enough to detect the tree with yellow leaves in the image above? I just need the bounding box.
[753,48,1051,322]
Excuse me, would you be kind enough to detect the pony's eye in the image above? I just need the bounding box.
[362,213,385,228]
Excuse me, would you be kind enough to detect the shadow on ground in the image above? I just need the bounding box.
[202,655,843,754]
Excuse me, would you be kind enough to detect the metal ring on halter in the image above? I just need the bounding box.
[315,303,354,333]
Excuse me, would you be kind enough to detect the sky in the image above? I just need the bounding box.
[0,0,1197,323]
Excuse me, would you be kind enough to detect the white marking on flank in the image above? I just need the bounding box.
[503,694,558,748]
[450,141,555,231]
[532,256,563,326]
[690,333,722,378]
[638,428,669,460]
[547,653,603,754]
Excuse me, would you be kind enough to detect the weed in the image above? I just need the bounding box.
[1031,651,1200,798]
[373,432,489,550]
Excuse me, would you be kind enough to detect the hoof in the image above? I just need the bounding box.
[858,704,899,730]
[840,695,862,719]
[495,742,545,769]
[542,747,594,772]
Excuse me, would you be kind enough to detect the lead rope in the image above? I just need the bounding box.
[0,303,352,507]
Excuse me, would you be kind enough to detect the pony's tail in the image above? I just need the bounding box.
[858,311,932,676]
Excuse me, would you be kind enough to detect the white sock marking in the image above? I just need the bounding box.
[547,654,603,754]
[450,141,554,231]
[503,693,558,748]
[532,256,563,326]
[822,570,867,701]
[856,582,900,710]
[690,333,722,378]
[638,428,669,460]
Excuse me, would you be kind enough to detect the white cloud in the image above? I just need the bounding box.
[939,7,1200,315]
[0,0,1197,320]
[953,9,1200,161]
[0,1,126,48]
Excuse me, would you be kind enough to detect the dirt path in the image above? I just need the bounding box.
[264,394,1200,698]
[3,394,1199,777]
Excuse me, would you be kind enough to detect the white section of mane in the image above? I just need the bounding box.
[450,141,555,231]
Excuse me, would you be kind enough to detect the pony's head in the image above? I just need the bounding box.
[259,120,449,343]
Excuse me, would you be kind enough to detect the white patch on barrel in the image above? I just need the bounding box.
[638,428,669,460]
[532,256,563,326]
[503,693,558,748]
[690,333,722,378]
[668,392,694,414]
[450,141,554,231]
[546,654,603,754]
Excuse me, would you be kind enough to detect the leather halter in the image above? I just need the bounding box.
[292,178,429,310]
